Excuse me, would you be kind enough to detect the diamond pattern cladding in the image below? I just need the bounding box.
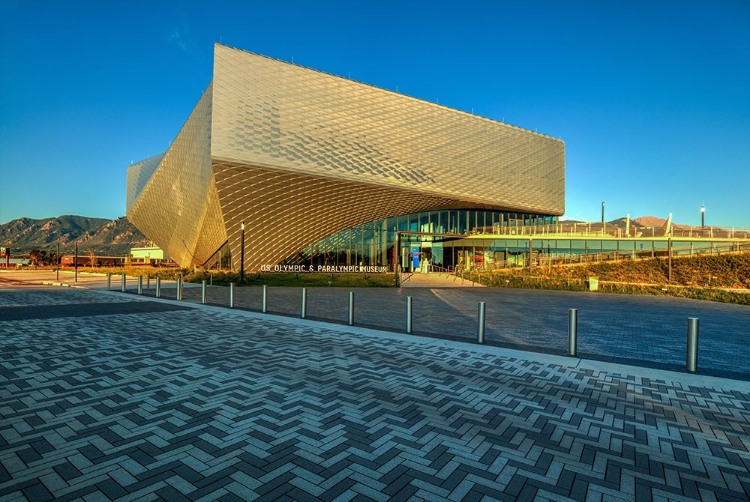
[126,44,565,270]
[126,153,164,214]
[127,83,227,267]
[214,161,474,273]
[211,45,564,214]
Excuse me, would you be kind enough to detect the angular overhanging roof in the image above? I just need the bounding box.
[127,44,565,271]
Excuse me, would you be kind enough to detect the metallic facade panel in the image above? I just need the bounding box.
[127,44,565,271]
[126,153,164,214]
[214,161,470,272]
[211,45,564,215]
[127,84,227,267]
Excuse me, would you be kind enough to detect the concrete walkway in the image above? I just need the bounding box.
[401,272,485,288]
[1,283,749,501]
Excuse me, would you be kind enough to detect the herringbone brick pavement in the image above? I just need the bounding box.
[1,288,749,501]
[171,284,750,380]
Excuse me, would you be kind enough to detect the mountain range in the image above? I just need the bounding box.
[0,215,149,256]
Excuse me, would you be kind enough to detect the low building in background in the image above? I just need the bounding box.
[60,255,125,267]
[129,246,173,266]
[127,44,565,273]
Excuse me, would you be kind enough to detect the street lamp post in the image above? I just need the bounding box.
[701,205,705,236]
[240,222,245,284]
[601,201,605,236]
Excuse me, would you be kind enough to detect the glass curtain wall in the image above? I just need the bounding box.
[209,215,744,271]
[281,209,557,270]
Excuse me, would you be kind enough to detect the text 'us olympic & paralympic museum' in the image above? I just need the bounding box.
[126,44,565,274]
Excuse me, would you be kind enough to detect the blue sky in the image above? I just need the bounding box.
[1,1,748,228]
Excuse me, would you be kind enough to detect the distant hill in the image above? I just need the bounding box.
[0,215,150,256]
[632,216,692,230]
[562,216,695,231]
[633,216,667,228]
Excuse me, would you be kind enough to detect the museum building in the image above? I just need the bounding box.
[126,44,565,273]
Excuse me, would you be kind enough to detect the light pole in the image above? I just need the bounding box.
[240,222,245,284]
[701,205,705,236]
[601,201,605,235]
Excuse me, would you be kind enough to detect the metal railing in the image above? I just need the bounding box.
[472,222,750,240]
[455,243,750,271]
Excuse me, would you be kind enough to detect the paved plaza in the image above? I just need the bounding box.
[17,269,746,380]
[182,284,750,381]
[1,272,750,501]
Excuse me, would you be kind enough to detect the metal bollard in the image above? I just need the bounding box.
[686,318,699,373]
[301,288,307,318]
[229,282,234,308]
[107,273,111,291]
[121,274,126,293]
[406,296,413,334]
[201,280,207,304]
[156,276,161,298]
[177,277,182,301]
[568,309,578,356]
[147,274,150,289]
[137,276,143,295]
[348,291,354,325]
[477,302,486,344]
[262,284,267,313]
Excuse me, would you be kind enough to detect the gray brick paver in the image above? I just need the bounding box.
[52,473,111,498]
[38,471,68,494]
[1,286,749,501]
[330,488,357,502]
[108,466,138,488]
[82,489,117,502]
[221,480,261,500]
[409,476,452,498]
[0,492,28,502]
[192,488,229,502]
[350,480,390,501]
[318,467,355,491]
[347,470,387,492]
[447,478,476,501]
